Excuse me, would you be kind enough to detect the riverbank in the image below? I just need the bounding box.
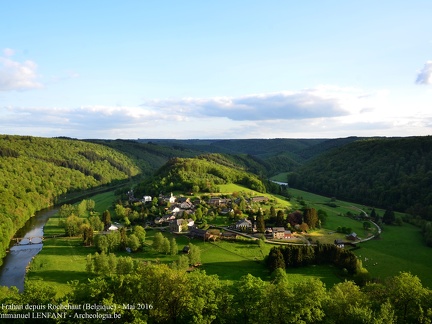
[0,208,58,291]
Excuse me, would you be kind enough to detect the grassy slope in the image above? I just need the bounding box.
[289,188,432,288]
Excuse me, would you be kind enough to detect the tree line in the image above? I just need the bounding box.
[266,244,366,279]
[1,264,430,323]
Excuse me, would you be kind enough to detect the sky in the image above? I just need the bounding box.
[1,1,432,139]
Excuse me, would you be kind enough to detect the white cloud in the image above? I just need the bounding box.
[1,86,430,139]
[141,87,365,121]
[3,48,15,57]
[0,49,42,91]
[415,61,432,85]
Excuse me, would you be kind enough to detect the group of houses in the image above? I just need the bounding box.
[127,191,286,240]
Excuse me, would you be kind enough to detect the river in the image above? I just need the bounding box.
[0,207,58,292]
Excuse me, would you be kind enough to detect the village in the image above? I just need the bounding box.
[124,190,365,246]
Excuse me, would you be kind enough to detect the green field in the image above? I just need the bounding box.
[218,183,292,209]
[288,188,432,288]
[26,186,432,297]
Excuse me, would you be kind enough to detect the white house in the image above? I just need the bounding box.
[235,218,252,230]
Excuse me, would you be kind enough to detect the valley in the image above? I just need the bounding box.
[1,135,432,323]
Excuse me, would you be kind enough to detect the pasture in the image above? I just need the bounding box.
[25,186,432,298]
[288,188,432,288]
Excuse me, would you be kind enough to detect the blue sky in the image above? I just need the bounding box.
[1,1,432,139]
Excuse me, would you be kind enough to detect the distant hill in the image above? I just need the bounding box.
[289,136,432,218]
[135,138,366,176]
[87,139,203,176]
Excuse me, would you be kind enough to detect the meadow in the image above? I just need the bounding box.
[288,188,432,288]
[25,186,432,298]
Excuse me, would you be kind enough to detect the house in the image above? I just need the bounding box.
[221,231,238,240]
[235,218,252,231]
[170,219,187,232]
[284,230,292,239]
[272,227,286,239]
[187,218,195,227]
[160,193,176,204]
[250,196,269,203]
[220,208,234,215]
[207,197,231,206]
[142,195,152,203]
[346,232,359,241]
[208,197,222,206]
[189,228,211,241]
[179,199,194,210]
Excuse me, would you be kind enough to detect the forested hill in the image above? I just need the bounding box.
[134,137,366,176]
[289,136,432,218]
[135,154,266,196]
[86,139,203,176]
[0,135,140,266]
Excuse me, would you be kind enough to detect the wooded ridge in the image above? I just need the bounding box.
[0,135,139,266]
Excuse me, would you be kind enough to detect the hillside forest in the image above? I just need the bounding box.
[1,135,432,322]
[0,135,139,266]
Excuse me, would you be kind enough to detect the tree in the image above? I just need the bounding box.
[195,207,203,221]
[383,208,396,225]
[256,210,265,233]
[303,208,318,229]
[133,225,146,245]
[152,232,164,252]
[270,206,277,218]
[161,237,171,255]
[172,255,190,270]
[370,208,378,222]
[170,237,178,256]
[119,226,127,249]
[117,256,134,274]
[93,252,109,274]
[188,243,201,266]
[59,204,76,218]
[267,247,285,272]
[85,254,93,273]
[102,210,111,228]
[64,215,84,237]
[234,274,268,323]
[317,209,328,226]
[108,253,117,275]
[95,234,109,254]
[82,224,94,246]
[106,231,121,252]
[89,215,104,231]
[86,199,95,211]
[385,272,429,323]
[276,210,285,227]
[127,234,140,252]
[77,200,88,217]
[115,204,127,220]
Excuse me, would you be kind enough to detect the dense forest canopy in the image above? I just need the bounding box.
[135,154,267,196]
[0,135,140,266]
[289,136,432,219]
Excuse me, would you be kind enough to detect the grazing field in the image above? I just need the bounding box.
[288,187,432,288]
[26,236,91,296]
[26,186,432,299]
[218,183,292,209]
